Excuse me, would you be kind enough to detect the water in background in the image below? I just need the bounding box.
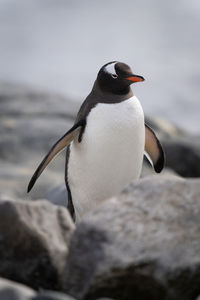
[0,0,200,133]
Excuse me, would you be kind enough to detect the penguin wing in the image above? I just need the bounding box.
[27,120,86,192]
[144,123,165,173]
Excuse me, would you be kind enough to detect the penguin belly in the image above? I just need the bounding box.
[67,96,145,221]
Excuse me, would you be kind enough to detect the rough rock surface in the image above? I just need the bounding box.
[0,196,75,290]
[62,175,200,300]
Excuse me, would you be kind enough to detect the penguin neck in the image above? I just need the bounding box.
[91,80,134,104]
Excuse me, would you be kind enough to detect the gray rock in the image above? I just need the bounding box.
[146,117,200,177]
[0,277,35,300]
[0,82,78,200]
[0,196,75,290]
[0,82,78,160]
[62,175,200,300]
[163,139,200,177]
[145,117,185,140]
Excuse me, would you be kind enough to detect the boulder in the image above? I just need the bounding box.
[0,277,35,300]
[0,196,75,290]
[146,117,200,177]
[163,140,200,177]
[0,82,78,200]
[62,175,200,300]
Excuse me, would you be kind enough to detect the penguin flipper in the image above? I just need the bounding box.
[27,120,85,193]
[144,123,165,173]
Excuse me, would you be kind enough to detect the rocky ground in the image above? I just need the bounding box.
[0,82,200,300]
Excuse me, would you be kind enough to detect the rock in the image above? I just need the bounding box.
[0,277,36,300]
[62,175,200,300]
[145,117,185,140]
[0,196,75,290]
[163,139,200,177]
[0,82,78,161]
[0,82,78,200]
[146,117,200,177]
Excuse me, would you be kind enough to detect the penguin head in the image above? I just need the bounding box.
[97,61,145,95]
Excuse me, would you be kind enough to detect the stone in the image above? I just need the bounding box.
[0,82,78,162]
[62,175,200,300]
[0,277,35,300]
[163,139,200,177]
[0,196,75,290]
[146,117,200,178]
[0,82,78,200]
[145,117,185,140]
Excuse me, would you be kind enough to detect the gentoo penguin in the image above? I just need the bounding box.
[27,61,165,222]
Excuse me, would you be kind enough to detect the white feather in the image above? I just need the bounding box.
[144,151,153,167]
[68,96,145,221]
[104,62,117,75]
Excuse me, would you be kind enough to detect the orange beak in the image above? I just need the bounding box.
[126,75,145,82]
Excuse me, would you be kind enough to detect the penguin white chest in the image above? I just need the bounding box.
[68,96,145,220]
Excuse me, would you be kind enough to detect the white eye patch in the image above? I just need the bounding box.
[104,62,117,76]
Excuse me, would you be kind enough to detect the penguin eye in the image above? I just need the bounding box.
[111,74,118,79]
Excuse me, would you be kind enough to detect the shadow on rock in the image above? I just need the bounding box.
[0,197,74,290]
[62,175,200,300]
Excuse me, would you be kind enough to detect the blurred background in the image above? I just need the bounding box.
[0,0,200,133]
[0,0,200,200]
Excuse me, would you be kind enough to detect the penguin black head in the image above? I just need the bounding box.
[97,61,145,95]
